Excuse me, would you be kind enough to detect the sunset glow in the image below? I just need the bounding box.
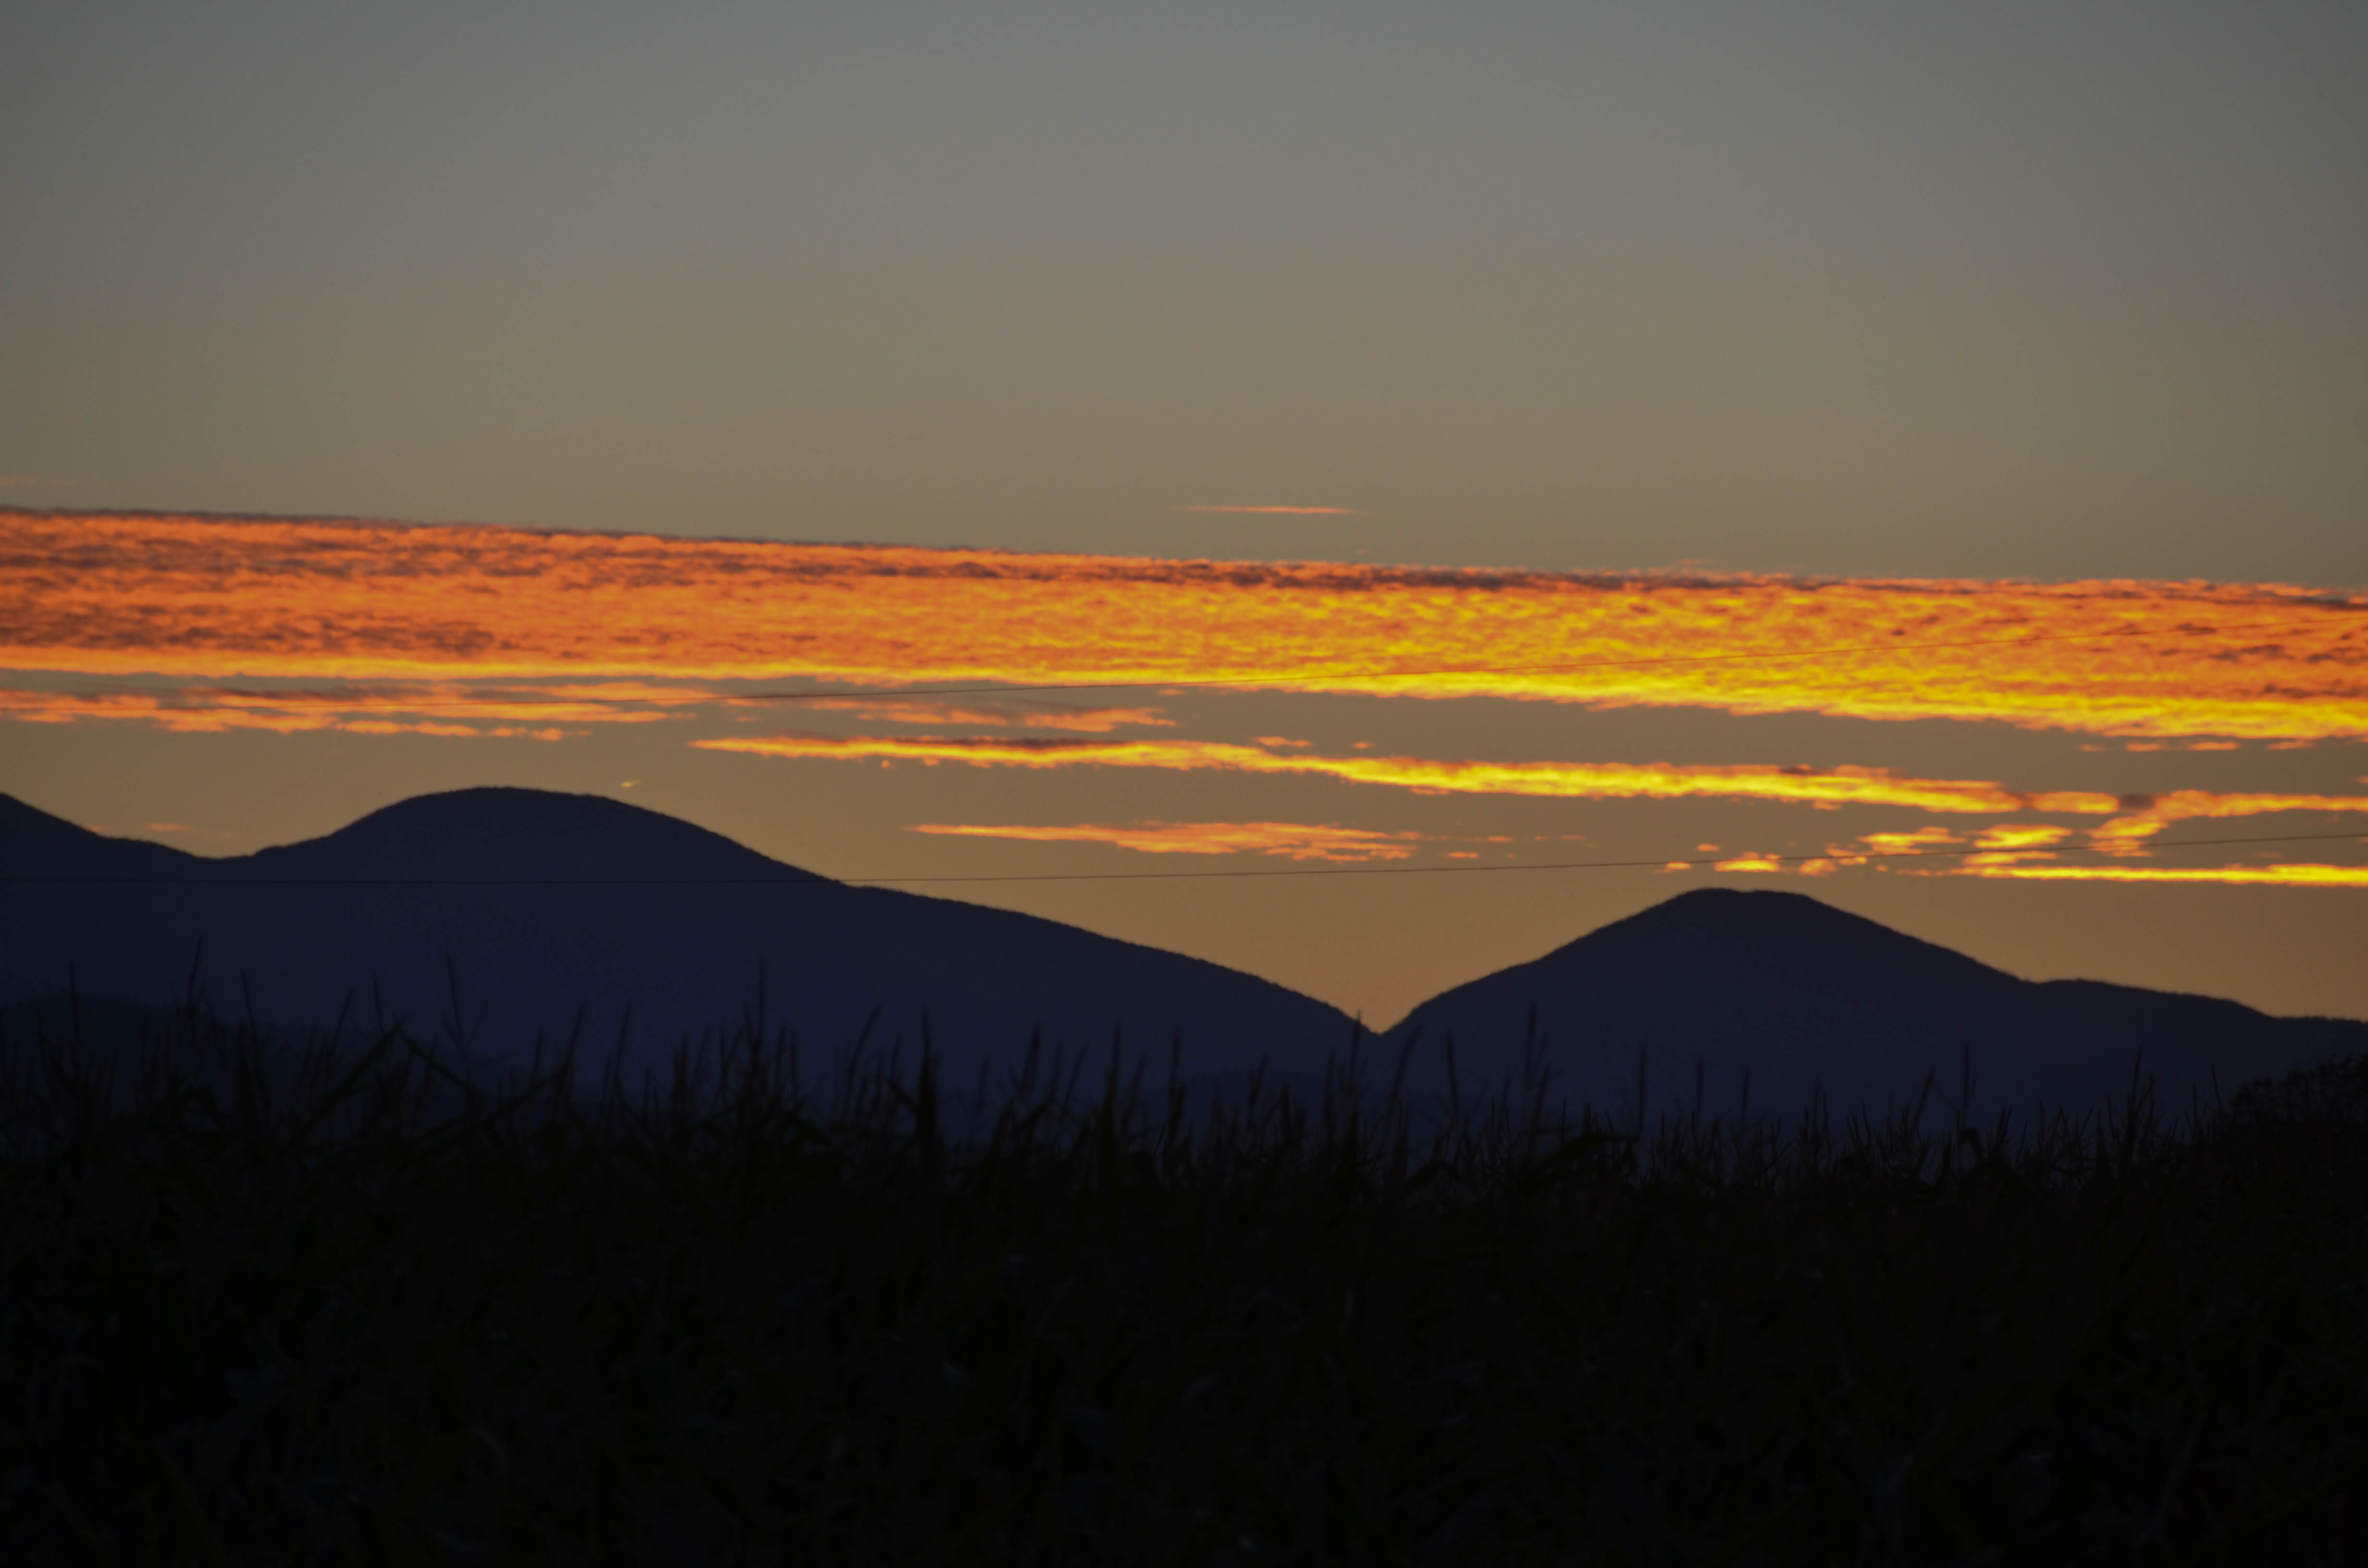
[910,821,1437,861]
[0,683,698,735]
[8,512,2363,739]
[788,698,1172,732]
[1172,504,1362,515]
[1944,862,2368,888]
[1974,823,2075,851]
[9,509,2361,917]
[697,733,2368,839]
[2086,790,2368,849]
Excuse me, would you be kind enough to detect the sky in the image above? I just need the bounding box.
[3,1,2364,1027]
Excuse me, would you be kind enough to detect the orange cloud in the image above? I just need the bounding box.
[1973,823,2075,851]
[1666,841,2368,886]
[1944,862,2368,888]
[790,697,1171,732]
[1843,826,1964,857]
[911,821,1430,861]
[1173,504,1359,515]
[2085,789,2368,851]
[697,732,2140,817]
[0,682,692,735]
[7,510,2362,739]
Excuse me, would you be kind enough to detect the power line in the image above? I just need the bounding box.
[0,615,2351,714]
[5,830,2359,889]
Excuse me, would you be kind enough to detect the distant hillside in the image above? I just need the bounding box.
[0,788,1357,1089]
[9,794,2356,1124]
[1379,888,2364,1125]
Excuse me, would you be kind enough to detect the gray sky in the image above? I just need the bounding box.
[5,2,2364,1027]
[5,0,2364,579]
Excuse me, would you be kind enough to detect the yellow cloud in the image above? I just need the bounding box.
[912,820,1431,861]
[1946,862,2368,887]
[699,733,2150,818]
[9,510,2362,739]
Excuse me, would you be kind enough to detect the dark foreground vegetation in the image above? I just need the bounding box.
[3,994,2364,1565]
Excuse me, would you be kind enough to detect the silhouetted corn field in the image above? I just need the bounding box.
[2,989,2363,1564]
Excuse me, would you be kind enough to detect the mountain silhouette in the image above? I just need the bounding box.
[0,788,1357,1091]
[1378,887,2363,1125]
[7,793,2357,1123]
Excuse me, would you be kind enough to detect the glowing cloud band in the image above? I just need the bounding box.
[0,684,700,735]
[1173,504,1360,515]
[698,733,2368,840]
[7,511,2363,738]
[700,732,2130,811]
[1943,863,2368,887]
[912,821,1439,861]
[1700,856,2368,888]
[2087,790,2368,848]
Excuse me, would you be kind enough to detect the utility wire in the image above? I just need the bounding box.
[5,830,2360,889]
[0,614,2352,713]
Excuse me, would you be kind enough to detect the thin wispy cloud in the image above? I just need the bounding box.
[1942,861,2368,887]
[1671,849,2368,887]
[1173,504,1361,516]
[2083,789,2368,851]
[911,821,1442,862]
[790,697,1172,732]
[697,732,2368,834]
[11,511,2361,739]
[0,682,1178,739]
[0,682,699,736]
[1845,826,1966,855]
[1972,824,2076,852]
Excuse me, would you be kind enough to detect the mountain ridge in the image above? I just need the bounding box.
[6,789,2358,1118]
[0,788,1358,1088]
[1379,885,2362,1121]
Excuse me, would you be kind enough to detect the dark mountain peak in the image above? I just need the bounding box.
[0,790,86,845]
[1643,886,1852,919]
[1520,886,2018,1002]
[1378,884,2359,1120]
[1625,886,1934,942]
[5,787,1351,1085]
[242,786,822,883]
[1,792,203,877]
[303,786,675,846]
